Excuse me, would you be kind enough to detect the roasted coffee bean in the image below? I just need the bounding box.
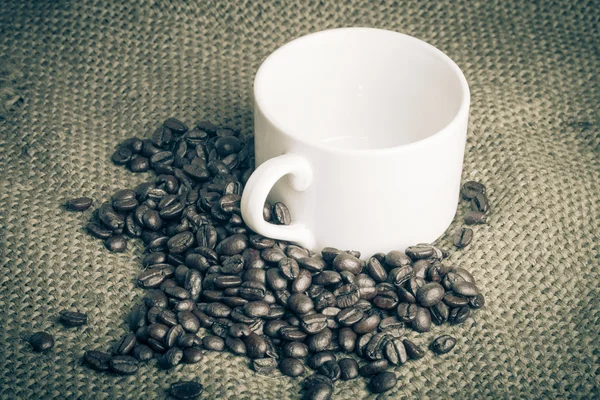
[384,251,411,267]
[59,310,87,327]
[282,341,309,358]
[411,306,432,332]
[416,282,445,307]
[160,347,183,368]
[248,235,274,250]
[449,306,471,324]
[243,333,267,359]
[144,289,168,309]
[115,332,136,355]
[313,271,342,286]
[319,247,340,263]
[288,294,314,315]
[243,301,270,318]
[384,338,408,366]
[164,285,190,300]
[308,351,336,370]
[178,311,200,333]
[202,335,225,351]
[221,255,244,275]
[431,335,457,354]
[364,332,389,360]
[84,350,111,371]
[387,266,413,287]
[332,253,362,275]
[431,301,450,325]
[373,284,399,309]
[215,233,248,256]
[131,344,153,361]
[352,312,380,334]
[292,269,313,293]
[461,180,486,200]
[405,245,434,260]
[378,317,404,337]
[182,348,204,364]
[301,313,328,334]
[262,247,286,264]
[365,257,387,282]
[225,336,247,355]
[110,355,139,375]
[105,235,127,252]
[397,287,416,304]
[272,202,291,225]
[66,197,93,211]
[359,359,388,377]
[176,332,196,348]
[148,337,168,353]
[453,227,473,249]
[402,339,425,360]
[167,232,194,254]
[443,292,470,307]
[112,146,133,165]
[338,327,357,352]
[469,293,485,309]
[28,332,54,352]
[298,256,326,273]
[356,332,373,357]
[408,277,426,298]
[453,281,479,297]
[336,358,359,381]
[185,253,210,272]
[278,258,300,280]
[471,192,489,213]
[240,281,267,301]
[318,360,341,381]
[264,320,288,338]
[334,284,360,309]
[358,286,377,300]
[369,371,397,393]
[266,268,287,291]
[279,325,308,342]
[304,383,333,400]
[303,374,334,390]
[130,155,150,172]
[279,357,304,377]
[252,357,278,374]
[87,222,113,239]
[169,381,203,400]
[307,328,333,353]
[214,275,242,289]
[229,323,251,338]
[285,245,309,260]
[205,303,232,318]
[137,266,173,288]
[464,210,487,225]
[336,307,364,326]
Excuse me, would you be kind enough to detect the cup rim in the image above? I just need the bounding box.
[254,27,470,154]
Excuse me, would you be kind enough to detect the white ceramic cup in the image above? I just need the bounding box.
[241,27,470,256]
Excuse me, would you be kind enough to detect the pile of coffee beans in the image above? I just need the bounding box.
[57,118,486,398]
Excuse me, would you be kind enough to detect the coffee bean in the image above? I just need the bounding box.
[301,313,328,334]
[279,357,304,377]
[372,284,399,309]
[402,339,425,360]
[181,347,203,364]
[272,202,291,225]
[464,210,487,225]
[364,332,389,360]
[332,253,362,274]
[334,284,360,309]
[292,269,313,293]
[431,335,457,354]
[298,256,326,273]
[105,235,127,252]
[279,325,307,341]
[453,281,479,297]
[387,266,413,287]
[378,317,404,337]
[352,312,380,334]
[336,307,364,326]
[144,289,168,309]
[410,306,432,332]
[384,251,411,267]
[471,192,490,213]
[469,293,485,309]
[365,257,387,282]
[110,355,139,375]
[449,305,471,324]
[453,227,473,249]
[338,327,357,352]
[461,180,486,199]
[288,294,314,315]
[304,383,333,400]
[252,357,278,374]
[112,146,133,165]
[416,282,445,307]
[28,332,54,352]
[405,245,434,260]
[318,360,341,381]
[149,323,170,342]
[308,351,336,370]
[169,381,203,400]
[215,233,248,256]
[59,310,87,327]
[243,301,270,318]
[384,338,407,365]
[132,344,154,361]
[359,359,388,377]
[202,335,225,351]
[225,336,247,355]
[115,332,136,355]
[160,347,183,369]
[369,371,397,393]
[243,333,267,359]
[336,358,358,381]
[87,222,113,239]
[431,301,450,325]
[66,197,93,211]
[84,350,111,371]
[306,327,333,353]
[167,232,195,254]
[137,266,173,288]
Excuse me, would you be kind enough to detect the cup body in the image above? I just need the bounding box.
[248,27,470,256]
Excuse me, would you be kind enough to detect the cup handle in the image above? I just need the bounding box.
[241,153,316,249]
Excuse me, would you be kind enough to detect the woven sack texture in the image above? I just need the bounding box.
[0,0,598,398]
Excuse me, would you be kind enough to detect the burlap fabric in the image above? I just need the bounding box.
[0,0,598,398]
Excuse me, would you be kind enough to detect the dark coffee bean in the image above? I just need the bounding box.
[177,333,197,348]
[185,253,210,272]
[313,271,341,286]
[261,247,286,264]
[112,146,133,165]
[332,253,362,274]
[279,326,307,341]
[384,338,408,366]
[384,251,411,268]
[358,286,377,300]
[215,136,242,157]
[183,164,210,181]
[147,337,168,353]
[319,360,341,381]
[214,275,242,289]
[158,309,178,327]
[411,306,432,332]
[283,341,309,358]
[150,151,174,167]
[152,125,173,148]
[272,202,291,225]
[87,222,113,239]
[195,225,218,249]
[240,281,267,301]
[369,371,397,393]
[29,332,54,352]
[334,284,360,308]
[105,235,127,252]
[182,348,204,364]
[205,303,232,318]
[402,339,425,360]
[387,266,413,287]
[449,305,471,324]
[137,266,173,288]
[453,281,479,297]
[148,322,169,342]
[431,301,450,325]
[408,277,426,297]
[373,284,399,309]
[169,381,203,400]
[453,227,473,249]
[129,156,150,172]
[443,292,470,307]
[110,355,139,375]
[288,294,314,315]
[278,258,300,281]
[131,344,153,361]
[471,192,490,213]
[301,313,328,334]
[308,351,336,370]
[266,268,287,291]
[215,233,248,256]
[121,137,143,153]
[184,270,202,302]
[337,358,359,381]
[164,285,190,300]
[162,118,188,135]
[464,210,487,225]
[352,312,380,334]
[461,181,486,200]
[66,197,93,211]
[144,289,168,309]
[319,247,340,264]
[243,333,267,359]
[469,293,485,309]
[298,257,326,273]
[202,336,225,351]
[365,257,387,282]
[225,336,247,355]
[416,282,445,307]
[243,301,270,318]
[304,383,333,400]
[115,332,136,355]
[431,335,457,354]
[143,252,167,267]
[113,197,138,213]
[356,332,373,357]
[397,287,416,303]
[229,323,251,338]
[178,311,200,333]
[279,357,305,377]
[59,310,87,327]
[359,359,388,377]
[264,320,288,338]
[321,307,341,318]
[248,234,274,250]
[336,307,364,326]
[303,374,334,390]
[338,327,357,352]
[292,269,313,293]
[142,209,163,231]
[364,332,389,360]
[307,328,333,353]
[378,317,404,337]
[252,357,278,374]
[160,347,183,368]
[83,350,111,371]
[284,245,308,261]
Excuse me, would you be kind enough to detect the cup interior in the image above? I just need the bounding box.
[254,28,468,150]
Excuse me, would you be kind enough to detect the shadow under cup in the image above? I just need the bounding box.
[255,28,467,150]
[250,28,470,255]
